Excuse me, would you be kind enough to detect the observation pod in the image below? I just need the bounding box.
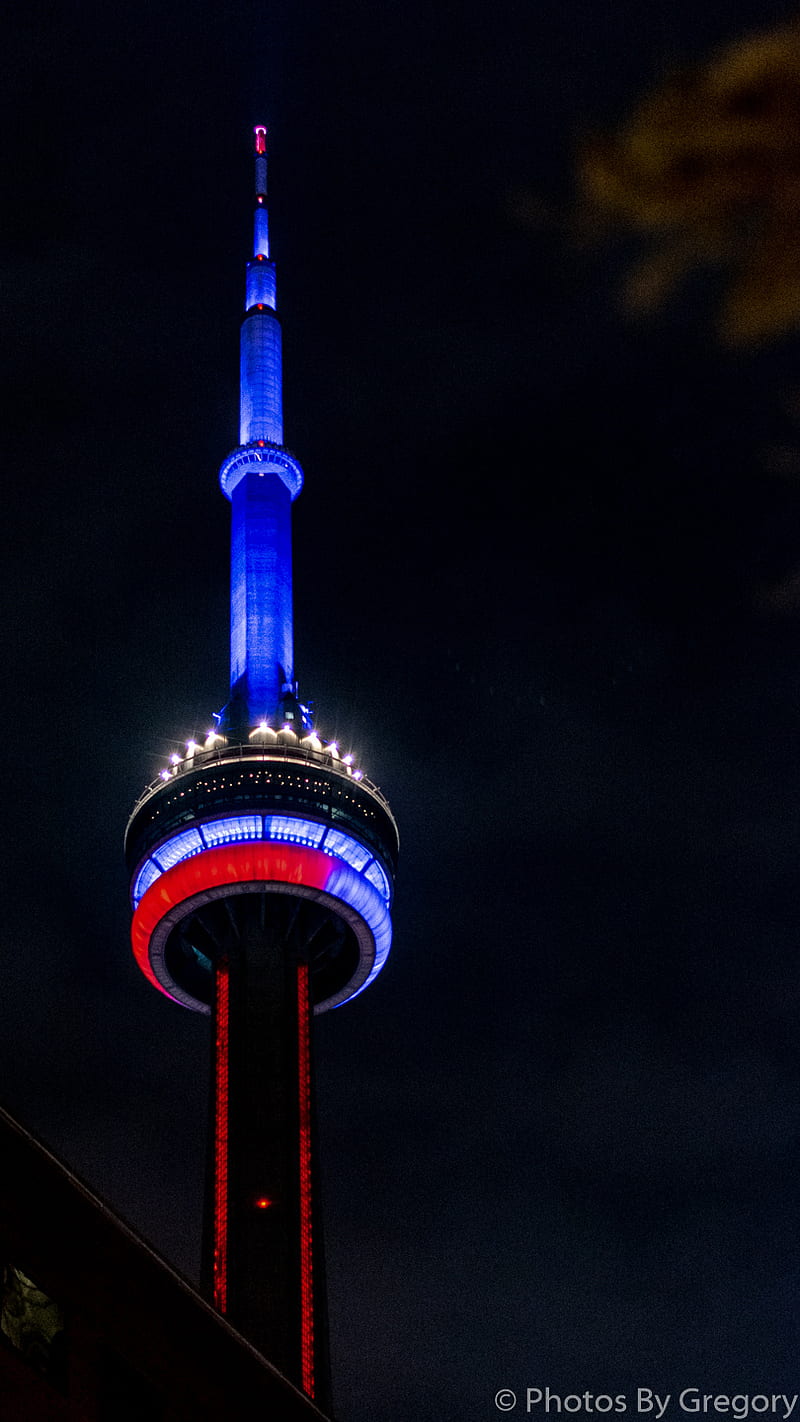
[123,127,398,1413]
[125,736,398,1017]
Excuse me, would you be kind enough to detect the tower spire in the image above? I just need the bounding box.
[219,123,304,731]
[253,126,270,258]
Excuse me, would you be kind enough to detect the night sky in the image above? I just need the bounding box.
[4,2,800,1419]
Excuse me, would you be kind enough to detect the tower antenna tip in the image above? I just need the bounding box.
[254,125,267,155]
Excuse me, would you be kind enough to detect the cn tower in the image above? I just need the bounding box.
[124,127,399,1409]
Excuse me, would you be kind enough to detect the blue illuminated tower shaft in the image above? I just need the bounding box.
[223,129,303,730]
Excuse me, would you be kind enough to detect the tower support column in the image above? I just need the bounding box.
[202,895,330,1409]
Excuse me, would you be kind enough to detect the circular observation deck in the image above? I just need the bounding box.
[125,733,398,1016]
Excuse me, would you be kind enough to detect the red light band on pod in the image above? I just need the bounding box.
[131,843,333,998]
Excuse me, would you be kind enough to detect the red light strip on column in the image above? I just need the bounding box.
[213,960,230,1313]
[297,961,315,1398]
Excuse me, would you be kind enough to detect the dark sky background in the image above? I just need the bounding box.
[4,2,800,1419]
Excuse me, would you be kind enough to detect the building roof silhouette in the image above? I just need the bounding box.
[0,1103,332,1421]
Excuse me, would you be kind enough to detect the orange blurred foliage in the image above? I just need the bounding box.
[580,21,800,345]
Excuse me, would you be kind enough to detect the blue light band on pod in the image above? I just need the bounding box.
[132,814,394,910]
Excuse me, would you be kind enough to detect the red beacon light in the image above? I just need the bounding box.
[254,1196,273,1210]
[254,126,267,155]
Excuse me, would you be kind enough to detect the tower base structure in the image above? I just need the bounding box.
[124,731,398,1405]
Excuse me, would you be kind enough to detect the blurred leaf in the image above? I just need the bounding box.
[578,20,800,346]
[622,240,710,314]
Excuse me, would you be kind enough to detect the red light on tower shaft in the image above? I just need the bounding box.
[212,960,230,1314]
[297,961,315,1399]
